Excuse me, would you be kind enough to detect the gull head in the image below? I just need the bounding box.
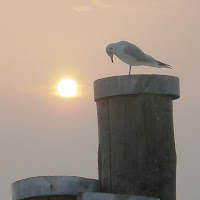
[106,44,114,63]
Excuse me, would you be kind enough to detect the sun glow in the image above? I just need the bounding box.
[58,79,77,97]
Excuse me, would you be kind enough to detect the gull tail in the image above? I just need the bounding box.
[156,60,172,69]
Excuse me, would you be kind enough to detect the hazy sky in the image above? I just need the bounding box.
[0,1,200,199]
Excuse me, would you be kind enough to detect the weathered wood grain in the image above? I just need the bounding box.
[96,94,176,200]
[94,75,179,200]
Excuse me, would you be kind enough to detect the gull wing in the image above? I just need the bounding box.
[122,42,147,62]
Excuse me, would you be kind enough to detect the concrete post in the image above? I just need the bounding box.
[94,75,180,200]
[12,176,99,200]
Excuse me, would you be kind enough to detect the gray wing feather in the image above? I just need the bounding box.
[122,42,147,62]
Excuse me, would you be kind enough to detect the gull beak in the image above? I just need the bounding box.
[111,56,113,63]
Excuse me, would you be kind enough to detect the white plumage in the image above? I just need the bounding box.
[106,41,172,75]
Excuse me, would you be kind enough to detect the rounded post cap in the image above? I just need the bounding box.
[12,176,99,200]
[94,74,180,101]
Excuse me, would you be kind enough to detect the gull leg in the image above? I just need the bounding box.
[129,65,131,75]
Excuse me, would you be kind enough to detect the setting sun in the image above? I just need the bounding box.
[58,79,77,97]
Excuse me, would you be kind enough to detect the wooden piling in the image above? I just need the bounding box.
[12,176,99,200]
[94,75,180,200]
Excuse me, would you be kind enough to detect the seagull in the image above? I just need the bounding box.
[106,41,172,75]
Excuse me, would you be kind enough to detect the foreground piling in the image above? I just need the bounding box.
[12,176,99,200]
[94,75,180,200]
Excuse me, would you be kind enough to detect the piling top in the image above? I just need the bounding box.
[12,176,99,200]
[94,74,180,101]
[78,192,159,200]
